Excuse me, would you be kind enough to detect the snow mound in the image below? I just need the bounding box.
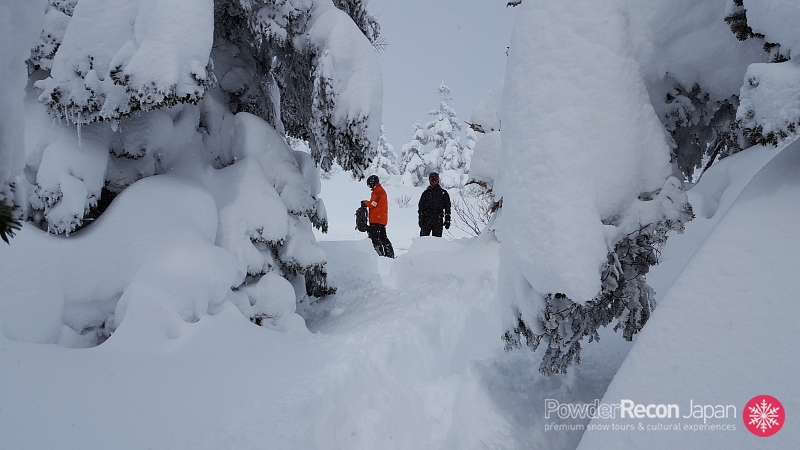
[0,174,232,346]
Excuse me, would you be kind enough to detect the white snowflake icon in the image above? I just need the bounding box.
[748,398,781,434]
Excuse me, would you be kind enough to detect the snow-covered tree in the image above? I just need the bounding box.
[399,121,431,186]
[498,0,800,376]
[400,83,470,187]
[13,0,383,341]
[640,0,800,183]
[725,0,800,149]
[425,82,466,188]
[497,0,694,376]
[212,0,382,175]
[1,0,43,243]
[365,124,399,182]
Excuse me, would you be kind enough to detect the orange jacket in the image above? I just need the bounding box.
[364,183,388,225]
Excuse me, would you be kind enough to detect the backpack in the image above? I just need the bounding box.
[355,205,369,232]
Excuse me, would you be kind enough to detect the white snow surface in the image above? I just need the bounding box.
[469,130,501,186]
[1,142,796,448]
[744,0,800,59]
[737,60,800,139]
[470,83,503,133]
[496,0,672,302]
[577,139,800,449]
[626,0,766,100]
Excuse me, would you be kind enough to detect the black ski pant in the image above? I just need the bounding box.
[419,222,443,237]
[367,224,395,258]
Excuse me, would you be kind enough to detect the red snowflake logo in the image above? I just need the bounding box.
[744,395,784,437]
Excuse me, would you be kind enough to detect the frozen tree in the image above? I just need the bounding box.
[331,0,382,44]
[16,0,383,338]
[497,0,694,376]
[1,0,44,243]
[399,121,431,186]
[725,0,800,148]
[213,0,383,176]
[642,0,800,182]
[425,82,466,188]
[498,0,800,375]
[365,124,399,182]
[466,84,503,191]
[660,80,741,182]
[400,83,469,187]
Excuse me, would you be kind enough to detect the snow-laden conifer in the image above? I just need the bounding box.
[400,83,469,187]
[365,124,399,183]
[399,121,430,186]
[12,0,382,339]
[425,82,466,188]
[498,0,693,375]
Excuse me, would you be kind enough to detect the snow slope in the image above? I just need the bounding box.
[577,140,800,448]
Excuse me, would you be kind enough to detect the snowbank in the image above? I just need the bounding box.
[0,175,231,346]
[577,139,800,449]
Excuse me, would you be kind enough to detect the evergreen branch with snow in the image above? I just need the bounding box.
[0,198,22,244]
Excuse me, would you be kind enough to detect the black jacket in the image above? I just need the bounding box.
[418,184,451,225]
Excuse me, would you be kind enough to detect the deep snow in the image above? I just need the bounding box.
[1,142,796,448]
[578,138,800,449]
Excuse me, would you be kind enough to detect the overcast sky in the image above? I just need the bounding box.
[367,0,517,151]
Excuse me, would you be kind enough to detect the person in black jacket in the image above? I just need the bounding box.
[418,172,451,237]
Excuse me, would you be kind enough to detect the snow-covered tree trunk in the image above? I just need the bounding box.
[0,0,45,242]
[497,0,693,375]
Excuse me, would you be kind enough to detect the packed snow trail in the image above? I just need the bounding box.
[0,231,515,449]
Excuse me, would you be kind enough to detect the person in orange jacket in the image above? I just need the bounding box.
[362,175,395,258]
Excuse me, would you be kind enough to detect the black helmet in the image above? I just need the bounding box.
[428,172,440,184]
[366,175,380,188]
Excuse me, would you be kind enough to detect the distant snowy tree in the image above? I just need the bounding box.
[399,83,469,187]
[399,121,431,186]
[425,82,466,188]
[366,124,399,182]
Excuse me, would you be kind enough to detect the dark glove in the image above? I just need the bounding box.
[444,215,451,229]
[361,201,366,208]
